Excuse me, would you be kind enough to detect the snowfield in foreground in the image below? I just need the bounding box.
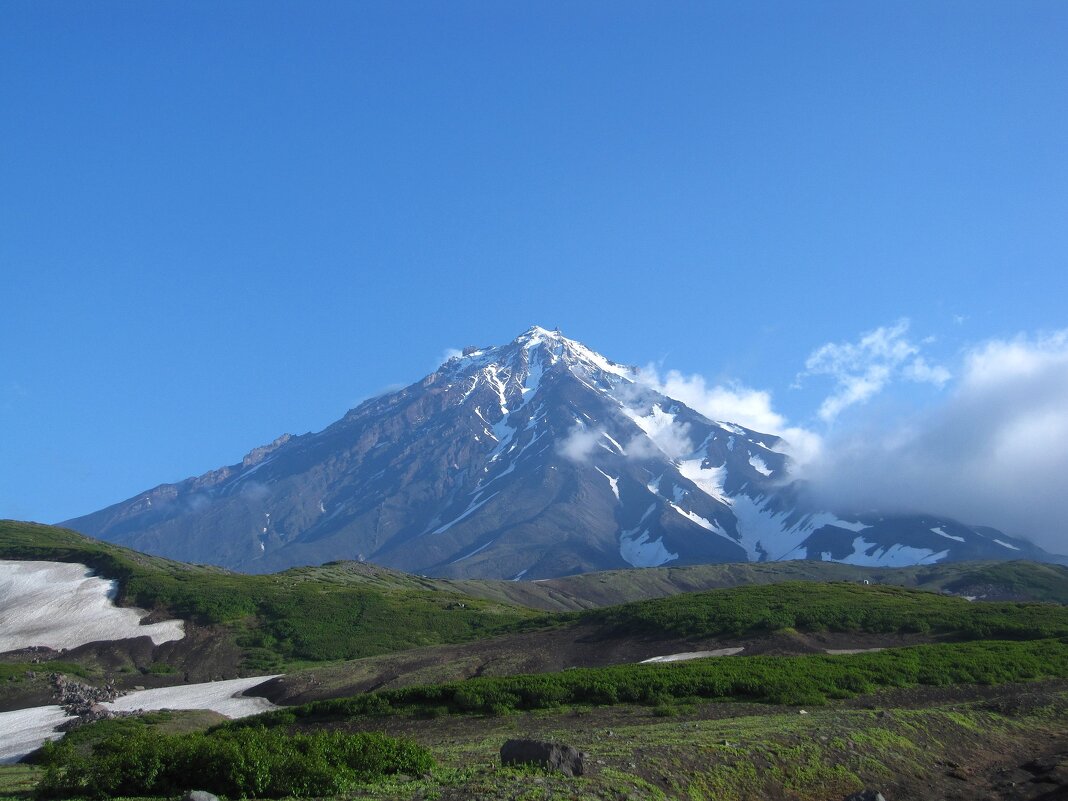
[0,675,279,764]
[0,706,71,764]
[103,675,280,718]
[0,559,185,653]
[640,648,744,663]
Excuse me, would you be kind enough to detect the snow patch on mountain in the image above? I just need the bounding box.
[595,467,620,499]
[620,529,678,568]
[432,492,500,534]
[838,537,948,567]
[449,538,496,564]
[932,526,965,542]
[677,458,728,503]
[667,502,731,540]
[619,503,678,567]
[748,454,774,476]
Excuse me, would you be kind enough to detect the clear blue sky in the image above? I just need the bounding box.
[3,2,1067,526]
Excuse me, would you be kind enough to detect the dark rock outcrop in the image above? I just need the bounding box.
[500,738,587,776]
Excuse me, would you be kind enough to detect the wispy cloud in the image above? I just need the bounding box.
[438,347,464,366]
[799,319,950,422]
[557,424,607,462]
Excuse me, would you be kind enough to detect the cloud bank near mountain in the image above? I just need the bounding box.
[632,324,1067,555]
[803,330,1068,555]
[635,366,823,466]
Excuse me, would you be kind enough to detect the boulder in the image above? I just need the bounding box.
[180,792,220,801]
[500,738,587,776]
[845,791,886,801]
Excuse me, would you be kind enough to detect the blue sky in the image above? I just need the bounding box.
[2,2,1067,541]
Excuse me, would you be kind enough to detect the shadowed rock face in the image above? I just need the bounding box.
[65,327,1057,579]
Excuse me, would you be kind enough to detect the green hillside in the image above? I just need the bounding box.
[444,559,1068,610]
[581,581,1068,640]
[0,521,533,670]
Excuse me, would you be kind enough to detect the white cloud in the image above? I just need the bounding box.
[636,366,822,467]
[557,424,606,462]
[624,413,693,461]
[902,356,952,386]
[800,319,951,422]
[644,369,787,432]
[804,330,1068,554]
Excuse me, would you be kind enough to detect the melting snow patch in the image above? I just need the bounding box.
[717,422,747,436]
[432,492,500,534]
[993,539,1021,551]
[931,526,965,542]
[448,539,496,565]
[0,676,279,764]
[619,530,678,568]
[748,454,773,476]
[595,467,620,500]
[0,705,74,764]
[839,538,948,567]
[0,560,185,653]
[103,675,280,719]
[677,459,728,503]
[807,514,870,533]
[640,648,743,663]
[727,493,804,561]
[667,502,731,540]
[618,505,676,567]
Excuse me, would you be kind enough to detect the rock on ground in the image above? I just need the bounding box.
[500,738,587,777]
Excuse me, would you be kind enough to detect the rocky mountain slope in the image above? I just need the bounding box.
[65,327,1058,578]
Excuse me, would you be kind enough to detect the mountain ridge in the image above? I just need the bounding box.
[64,326,1060,577]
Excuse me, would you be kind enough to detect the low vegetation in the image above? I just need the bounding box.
[581,581,1068,641]
[237,638,1068,724]
[0,662,89,683]
[35,728,433,799]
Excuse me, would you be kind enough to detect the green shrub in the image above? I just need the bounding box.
[36,727,433,799]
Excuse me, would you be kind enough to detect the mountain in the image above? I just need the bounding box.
[64,326,1058,579]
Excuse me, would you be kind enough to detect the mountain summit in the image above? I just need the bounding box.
[65,326,1054,578]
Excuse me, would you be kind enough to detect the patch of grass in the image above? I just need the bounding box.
[0,662,90,682]
[0,765,39,801]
